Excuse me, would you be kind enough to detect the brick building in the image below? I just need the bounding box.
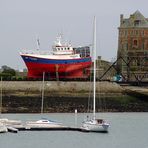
[117,10,148,81]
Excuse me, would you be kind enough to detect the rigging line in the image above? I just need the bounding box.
[98,60,102,112]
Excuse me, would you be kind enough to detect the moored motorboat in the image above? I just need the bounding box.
[7,126,18,133]
[0,122,8,133]
[0,77,23,130]
[0,118,22,126]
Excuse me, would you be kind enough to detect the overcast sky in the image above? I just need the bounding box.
[0,0,147,70]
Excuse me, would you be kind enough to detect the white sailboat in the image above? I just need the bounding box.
[26,72,63,128]
[82,16,109,132]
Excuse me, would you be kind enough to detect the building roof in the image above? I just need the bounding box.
[120,10,148,28]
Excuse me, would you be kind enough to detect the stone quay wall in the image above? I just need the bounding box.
[1,81,148,113]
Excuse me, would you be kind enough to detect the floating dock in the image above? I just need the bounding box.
[16,126,89,132]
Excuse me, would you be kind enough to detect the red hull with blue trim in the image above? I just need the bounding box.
[21,55,92,79]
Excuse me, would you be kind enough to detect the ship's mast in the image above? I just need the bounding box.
[93,16,96,120]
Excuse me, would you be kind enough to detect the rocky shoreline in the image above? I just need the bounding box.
[1,81,148,113]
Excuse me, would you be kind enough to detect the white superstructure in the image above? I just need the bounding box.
[20,35,80,60]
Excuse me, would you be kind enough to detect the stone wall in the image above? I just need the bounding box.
[2,81,123,97]
[1,81,148,113]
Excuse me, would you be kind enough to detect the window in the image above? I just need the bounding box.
[134,20,141,26]
[133,40,138,46]
[132,39,138,49]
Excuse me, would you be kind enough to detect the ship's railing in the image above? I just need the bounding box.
[20,50,51,55]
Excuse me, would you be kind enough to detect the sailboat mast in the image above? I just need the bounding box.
[41,72,45,114]
[93,16,96,120]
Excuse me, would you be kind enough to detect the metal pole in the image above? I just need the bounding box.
[75,109,77,127]
[0,77,2,115]
[41,72,45,114]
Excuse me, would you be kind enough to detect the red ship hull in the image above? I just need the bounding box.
[21,55,92,79]
[26,62,91,79]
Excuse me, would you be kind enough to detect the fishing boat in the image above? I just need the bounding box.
[20,35,92,79]
[82,17,110,132]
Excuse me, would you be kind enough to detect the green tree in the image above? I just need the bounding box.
[0,65,16,80]
[2,68,16,76]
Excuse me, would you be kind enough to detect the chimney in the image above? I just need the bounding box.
[120,14,124,25]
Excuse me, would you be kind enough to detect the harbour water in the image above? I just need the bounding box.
[0,113,148,148]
